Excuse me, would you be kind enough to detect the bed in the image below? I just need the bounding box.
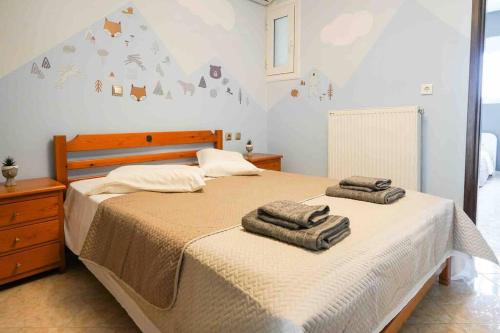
[479,132,497,187]
[54,130,497,333]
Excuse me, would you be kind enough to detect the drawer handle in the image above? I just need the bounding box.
[11,212,20,220]
[14,237,21,243]
[15,262,22,269]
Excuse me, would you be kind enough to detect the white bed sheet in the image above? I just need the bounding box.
[64,178,121,255]
[65,178,496,333]
[479,149,493,187]
[481,132,497,172]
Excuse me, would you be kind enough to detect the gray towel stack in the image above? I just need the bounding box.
[326,176,405,204]
[242,200,350,251]
[257,200,330,230]
[339,176,391,192]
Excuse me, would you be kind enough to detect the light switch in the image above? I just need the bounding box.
[421,83,433,95]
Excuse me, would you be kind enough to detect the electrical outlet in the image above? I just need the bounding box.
[235,132,241,140]
[225,132,232,141]
[420,83,433,95]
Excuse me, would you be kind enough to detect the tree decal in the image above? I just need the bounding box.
[153,81,164,95]
[327,83,334,100]
[151,41,160,55]
[156,64,164,77]
[198,76,207,88]
[95,80,103,93]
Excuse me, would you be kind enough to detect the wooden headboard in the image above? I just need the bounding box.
[53,130,223,185]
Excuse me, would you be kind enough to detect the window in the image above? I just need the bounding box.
[266,1,299,79]
[482,36,500,104]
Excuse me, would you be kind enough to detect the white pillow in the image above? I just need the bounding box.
[85,165,206,195]
[197,148,262,177]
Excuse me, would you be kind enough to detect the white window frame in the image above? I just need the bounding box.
[266,0,300,81]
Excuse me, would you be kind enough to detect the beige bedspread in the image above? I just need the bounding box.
[79,171,335,308]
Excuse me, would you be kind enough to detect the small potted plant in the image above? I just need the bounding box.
[245,140,254,156]
[2,156,18,187]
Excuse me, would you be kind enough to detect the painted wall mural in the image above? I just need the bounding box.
[175,0,236,31]
[0,2,267,179]
[23,4,255,107]
[267,0,472,205]
[320,11,374,46]
[285,69,335,103]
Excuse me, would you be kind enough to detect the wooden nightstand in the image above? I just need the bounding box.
[0,178,66,285]
[245,153,283,171]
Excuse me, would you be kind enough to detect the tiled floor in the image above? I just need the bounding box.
[400,258,500,332]
[478,172,500,258]
[2,178,500,333]
[400,172,500,332]
[0,255,141,333]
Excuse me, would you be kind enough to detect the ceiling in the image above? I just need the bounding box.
[251,0,499,11]
[249,0,275,6]
[488,0,500,12]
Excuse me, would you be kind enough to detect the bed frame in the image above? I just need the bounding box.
[53,129,223,185]
[52,129,450,333]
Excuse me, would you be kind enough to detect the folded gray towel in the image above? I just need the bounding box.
[257,200,330,229]
[339,176,391,192]
[242,210,351,251]
[325,185,405,204]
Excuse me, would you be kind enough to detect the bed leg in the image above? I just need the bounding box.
[438,257,451,286]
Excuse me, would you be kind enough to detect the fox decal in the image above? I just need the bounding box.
[103,18,122,37]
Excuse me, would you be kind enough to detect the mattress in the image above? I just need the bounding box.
[65,177,496,333]
[479,149,493,187]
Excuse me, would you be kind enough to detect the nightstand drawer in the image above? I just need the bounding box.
[255,160,281,171]
[0,220,60,253]
[0,243,60,280]
[0,196,59,227]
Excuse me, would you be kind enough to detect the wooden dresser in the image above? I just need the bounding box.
[0,178,66,285]
[245,153,283,171]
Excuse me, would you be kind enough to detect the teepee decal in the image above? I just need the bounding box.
[42,57,51,69]
[30,63,44,79]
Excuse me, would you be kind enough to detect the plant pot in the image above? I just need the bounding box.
[2,165,18,187]
[246,144,254,155]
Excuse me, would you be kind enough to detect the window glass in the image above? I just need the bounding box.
[273,16,289,67]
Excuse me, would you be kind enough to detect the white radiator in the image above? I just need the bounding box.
[328,106,422,191]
